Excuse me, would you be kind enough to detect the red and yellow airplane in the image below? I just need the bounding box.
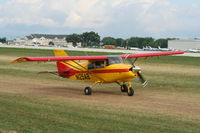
[13,50,184,96]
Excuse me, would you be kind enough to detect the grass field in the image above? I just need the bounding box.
[0,47,200,133]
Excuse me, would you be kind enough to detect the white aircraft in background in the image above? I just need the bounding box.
[158,46,172,51]
[143,46,158,51]
[129,47,141,50]
[185,49,200,53]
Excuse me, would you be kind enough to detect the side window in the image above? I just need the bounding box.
[95,61,104,68]
[88,63,95,69]
[88,60,105,69]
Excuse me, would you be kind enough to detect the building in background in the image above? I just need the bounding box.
[168,39,200,51]
[11,34,81,47]
[26,34,68,46]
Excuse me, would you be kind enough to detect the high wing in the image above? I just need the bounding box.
[121,51,184,58]
[12,56,108,63]
[12,51,184,63]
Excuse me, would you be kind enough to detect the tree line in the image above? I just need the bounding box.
[102,37,177,48]
[0,37,6,43]
[66,31,176,48]
[1,31,176,48]
[66,31,100,47]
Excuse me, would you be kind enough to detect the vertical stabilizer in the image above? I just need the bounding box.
[54,49,72,77]
[54,49,68,57]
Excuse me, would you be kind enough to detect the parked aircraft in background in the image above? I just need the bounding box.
[143,46,158,51]
[158,46,172,51]
[185,49,200,53]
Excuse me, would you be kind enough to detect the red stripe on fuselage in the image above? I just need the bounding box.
[91,69,129,73]
[61,69,130,78]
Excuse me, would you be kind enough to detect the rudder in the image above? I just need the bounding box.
[54,49,68,57]
[54,49,72,76]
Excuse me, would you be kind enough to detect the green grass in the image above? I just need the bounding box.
[0,47,122,57]
[0,93,199,133]
[144,68,200,87]
[0,47,200,133]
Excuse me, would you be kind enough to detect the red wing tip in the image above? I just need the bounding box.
[11,57,28,63]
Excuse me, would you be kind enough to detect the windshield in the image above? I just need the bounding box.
[108,56,123,65]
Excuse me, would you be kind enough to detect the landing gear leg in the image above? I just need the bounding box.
[84,81,100,95]
[116,82,128,93]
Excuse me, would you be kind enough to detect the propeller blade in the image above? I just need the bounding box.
[137,72,148,87]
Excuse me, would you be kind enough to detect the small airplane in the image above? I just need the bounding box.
[158,46,172,51]
[12,50,184,96]
[143,46,158,51]
[185,49,200,53]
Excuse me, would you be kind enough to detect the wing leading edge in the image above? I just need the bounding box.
[12,51,184,63]
[121,51,184,58]
[12,56,109,63]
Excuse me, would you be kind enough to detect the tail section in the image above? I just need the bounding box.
[53,49,86,78]
[54,49,68,57]
[54,49,73,77]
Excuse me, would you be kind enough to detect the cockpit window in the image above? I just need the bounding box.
[95,61,105,68]
[88,56,123,69]
[88,60,105,69]
[108,56,123,65]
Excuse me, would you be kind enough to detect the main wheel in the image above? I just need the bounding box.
[127,87,134,96]
[121,84,128,92]
[84,87,92,95]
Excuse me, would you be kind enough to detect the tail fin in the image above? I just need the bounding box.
[54,49,68,57]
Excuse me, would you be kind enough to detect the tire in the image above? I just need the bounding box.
[127,87,134,96]
[84,87,92,95]
[121,84,128,92]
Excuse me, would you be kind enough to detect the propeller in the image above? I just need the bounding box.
[128,57,148,87]
[136,71,148,87]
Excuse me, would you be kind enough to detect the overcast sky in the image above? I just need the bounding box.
[0,0,200,39]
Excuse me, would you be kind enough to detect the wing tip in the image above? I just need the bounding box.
[11,57,28,63]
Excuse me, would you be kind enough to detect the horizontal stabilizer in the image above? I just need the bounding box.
[38,71,58,75]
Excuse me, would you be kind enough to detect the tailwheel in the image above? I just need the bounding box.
[84,87,92,95]
[121,84,128,92]
[127,87,134,96]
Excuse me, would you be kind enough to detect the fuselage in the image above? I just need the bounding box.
[58,61,137,83]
